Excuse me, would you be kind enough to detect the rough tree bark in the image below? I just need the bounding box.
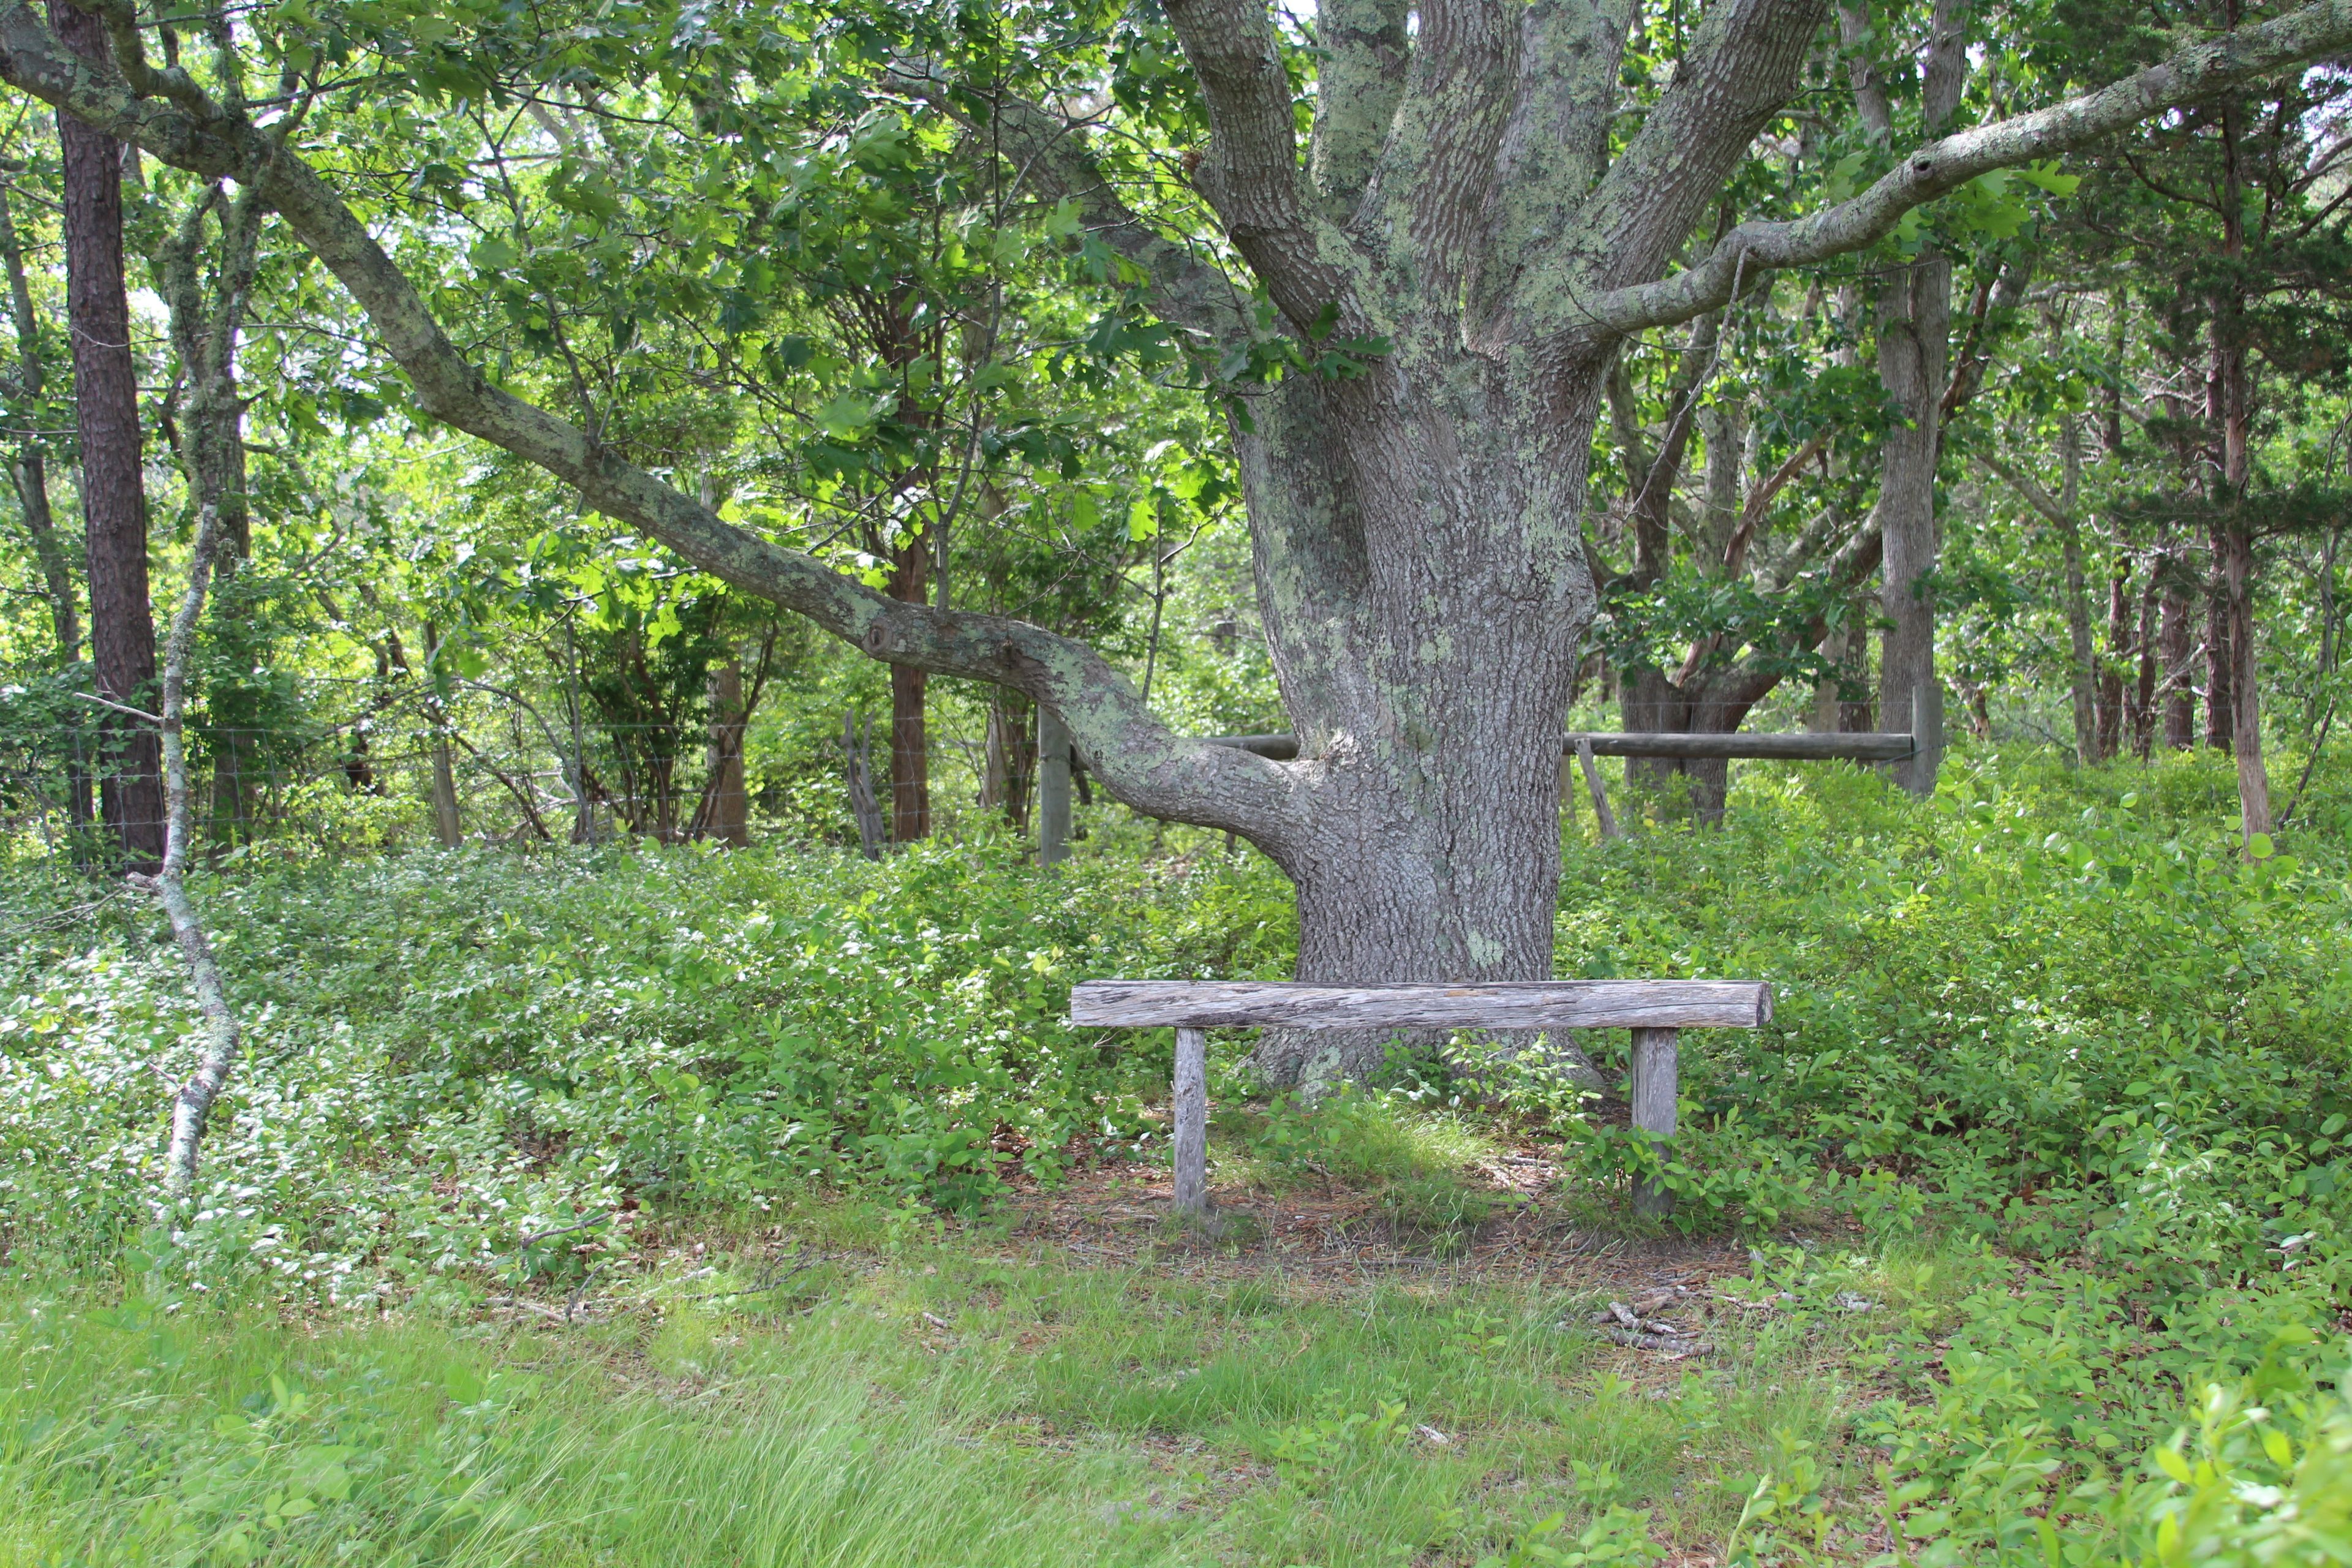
[2097,559,2130,762]
[49,0,161,867]
[19,0,2352,1084]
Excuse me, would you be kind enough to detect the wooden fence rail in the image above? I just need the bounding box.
[1069,979,1773,1220]
[1034,682,1932,862]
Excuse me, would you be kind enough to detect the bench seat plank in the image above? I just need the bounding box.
[1068,979,1771,1031]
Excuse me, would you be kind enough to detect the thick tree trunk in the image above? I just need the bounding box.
[1238,363,1597,1090]
[51,0,161,868]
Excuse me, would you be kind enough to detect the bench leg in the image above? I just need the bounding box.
[1172,1027,1208,1218]
[1630,1026,1678,1219]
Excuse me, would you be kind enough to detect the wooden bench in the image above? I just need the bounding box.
[1068,979,1774,1220]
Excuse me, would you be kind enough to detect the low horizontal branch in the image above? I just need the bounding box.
[1203,731,1915,761]
[1070,979,1773,1030]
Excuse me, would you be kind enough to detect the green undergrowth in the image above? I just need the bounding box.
[4,745,2352,1559]
[0,832,1292,1300]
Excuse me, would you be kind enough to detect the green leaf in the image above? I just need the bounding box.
[2015,160,2082,197]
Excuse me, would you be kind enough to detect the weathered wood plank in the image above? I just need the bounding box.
[1630,1026,1679,1219]
[1172,1027,1208,1218]
[1068,979,1771,1030]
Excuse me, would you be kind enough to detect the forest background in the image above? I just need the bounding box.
[4,0,2352,1562]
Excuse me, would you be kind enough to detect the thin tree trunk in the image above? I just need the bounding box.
[154,493,241,1202]
[2097,559,2130,761]
[1863,0,1967,798]
[2206,548,2234,753]
[2222,518,2272,840]
[1983,432,2106,763]
[0,178,91,837]
[2056,415,2098,763]
[2134,567,2160,759]
[886,539,928,843]
[704,658,749,846]
[51,0,162,868]
[982,687,1037,831]
[423,621,462,848]
[2208,92,2271,843]
[158,183,265,851]
[2160,540,2196,749]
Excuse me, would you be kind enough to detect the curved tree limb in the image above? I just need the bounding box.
[0,4,1302,845]
[153,494,236,1202]
[1513,0,1826,342]
[1550,0,2352,348]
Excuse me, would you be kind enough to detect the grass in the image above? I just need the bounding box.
[0,1221,1972,1567]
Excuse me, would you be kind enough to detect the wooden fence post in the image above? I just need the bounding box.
[1037,709,1071,866]
[1630,1025,1678,1218]
[1172,1026,1208,1217]
[1904,677,1943,797]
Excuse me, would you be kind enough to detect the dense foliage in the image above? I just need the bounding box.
[4,752,2351,1560]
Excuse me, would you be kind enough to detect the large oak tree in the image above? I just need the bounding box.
[13,0,2352,1083]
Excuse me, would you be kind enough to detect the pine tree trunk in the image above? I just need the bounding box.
[2205,553,2235,753]
[51,0,161,868]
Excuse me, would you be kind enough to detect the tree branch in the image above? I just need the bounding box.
[1977,451,2073,527]
[1555,0,2352,346]
[1162,0,1354,328]
[1521,0,1827,341]
[1472,0,1630,326]
[1308,0,1410,215]
[0,6,1303,845]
